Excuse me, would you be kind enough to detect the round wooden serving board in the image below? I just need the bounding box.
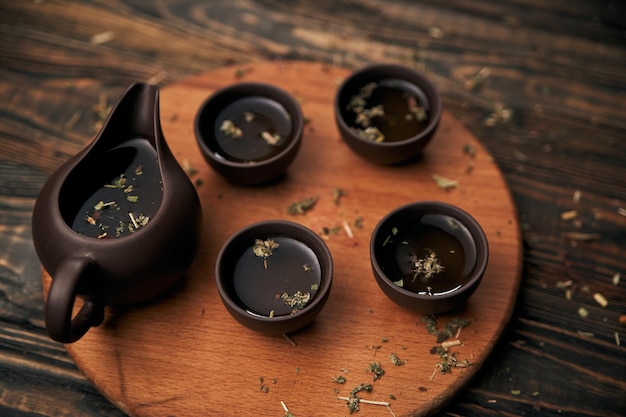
[43,61,522,417]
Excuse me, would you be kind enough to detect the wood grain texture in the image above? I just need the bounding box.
[1,1,625,416]
[40,61,522,417]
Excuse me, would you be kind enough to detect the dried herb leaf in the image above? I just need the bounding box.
[432,174,458,190]
[288,196,318,215]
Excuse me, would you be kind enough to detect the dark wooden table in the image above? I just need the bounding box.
[1,1,624,416]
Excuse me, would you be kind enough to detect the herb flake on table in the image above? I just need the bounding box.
[287,196,318,215]
[432,174,458,190]
[367,362,385,381]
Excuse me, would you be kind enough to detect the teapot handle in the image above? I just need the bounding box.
[45,257,105,343]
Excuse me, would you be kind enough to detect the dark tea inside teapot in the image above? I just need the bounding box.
[61,137,163,239]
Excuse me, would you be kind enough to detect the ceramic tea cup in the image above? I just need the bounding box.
[370,201,488,314]
[195,82,304,185]
[215,220,333,335]
[334,63,442,165]
[32,83,202,343]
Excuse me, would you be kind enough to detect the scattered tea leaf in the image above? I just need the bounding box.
[560,210,578,221]
[562,232,600,241]
[281,291,311,310]
[612,273,621,285]
[411,250,444,281]
[288,196,318,215]
[253,239,279,268]
[90,31,115,45]
[182,159,197,176]
[367,362,385,381]
[441,339,462,348]
[593,292,608,308]
[354,126,385,142]
[432,174,458,190]
[464,67,491,91]
[261,131,281,146]
[332,188,345,205]
[281,400,296,417]
[243,111,255,122]
[220,119,243,138]
[389,353,405,366]
[349,383,373,397]
[342,220,354,238]
[332,375,347,384]
[463,143,477,157]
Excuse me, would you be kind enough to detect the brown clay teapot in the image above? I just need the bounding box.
[32,83,202,343]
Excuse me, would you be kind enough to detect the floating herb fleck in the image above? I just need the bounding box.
[243,111,255,122]
[220,119,243,138]
[260,131,281,146]
[410,250,444,282]
[281,291,311,310]
[354,126,385,142]
[253,238,279,269]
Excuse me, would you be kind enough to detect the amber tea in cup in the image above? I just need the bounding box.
[213,96,293,163]
[340,78,432,143]
[232,236,322,317]
[195,82,304,185]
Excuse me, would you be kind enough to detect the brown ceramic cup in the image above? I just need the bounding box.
[215,220,333,335]
[195,82,304,186]
[32,83,202,343]
[334,63,442,165]
[370,201,488,314]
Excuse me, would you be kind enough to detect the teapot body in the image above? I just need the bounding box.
[32,83,202,342]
